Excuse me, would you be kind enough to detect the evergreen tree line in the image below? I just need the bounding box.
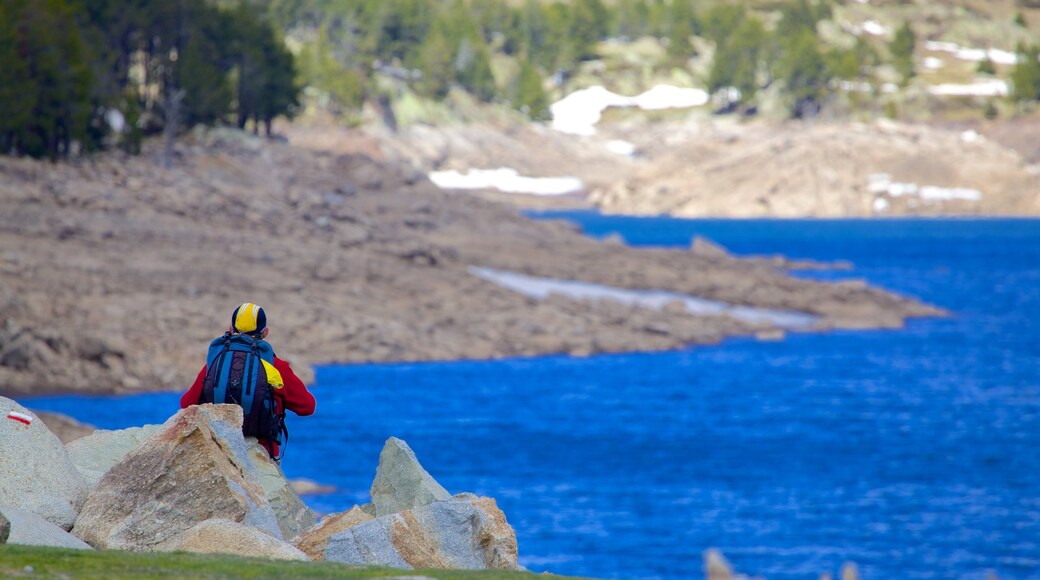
[0,0,299,160]
[267,0,882,119]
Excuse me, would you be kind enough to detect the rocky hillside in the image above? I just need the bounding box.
[375,117,1040,218]
[0,126,943,396]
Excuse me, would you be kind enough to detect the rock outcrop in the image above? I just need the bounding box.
[0,397,88,530]
[0,506,92,550]
[72,404,282,550]
[295,437,519,570]
[370,437,451,517]
[65,424,162,489]
[318,496,518,570]
[159,519,308,561]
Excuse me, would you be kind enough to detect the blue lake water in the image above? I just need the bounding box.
[21,215,1040,580]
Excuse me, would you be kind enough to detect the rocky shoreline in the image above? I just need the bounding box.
[0,398,518,570]
[0,127,942,397]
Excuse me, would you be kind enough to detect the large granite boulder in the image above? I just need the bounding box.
[65,424,163,489]
[0,397,88,530]
[0,506,92,550]
[246,439,318,539]
[160,519,308,561]
[72,404,282,550]
[370,437,451,517]
[292,505,375,560]
[318,495,518,570]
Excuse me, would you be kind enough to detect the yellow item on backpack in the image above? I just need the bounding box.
[261,359,284,389]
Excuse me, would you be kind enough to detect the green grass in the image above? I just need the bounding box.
[0,545,587,580]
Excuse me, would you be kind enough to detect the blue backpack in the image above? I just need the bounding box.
[199,332,287,453]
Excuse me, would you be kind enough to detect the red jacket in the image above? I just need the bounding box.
[181,356,316,456]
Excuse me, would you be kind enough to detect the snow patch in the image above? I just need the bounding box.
[928,79,1008,97]
[868,173,982,203]
[470,267,819,329]
[862,20,888,36]
[429,168,584,196]
[923,56,945,70]
[924,41,1019,65]
[551,85,709,135]
[606,140,637,156]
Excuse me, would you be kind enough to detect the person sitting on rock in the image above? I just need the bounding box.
[181,303,315,459]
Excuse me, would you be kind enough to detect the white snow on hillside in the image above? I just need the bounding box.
[868,173,982,206]
[551,85,708,135]
[429,168,584,196]
[924,41,1019,65]
[928,79,1008,97]
[606,140,637,156]
[862,20,888,36]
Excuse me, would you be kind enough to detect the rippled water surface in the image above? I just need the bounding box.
[24,216,1040,580]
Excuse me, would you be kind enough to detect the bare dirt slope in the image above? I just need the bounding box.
[0,128,939,396]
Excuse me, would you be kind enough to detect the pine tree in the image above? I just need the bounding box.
[418,16,455,99]
[708,15,766,106]
[514,58,550,120]
[1011,44,1040,102]
[777,29,829,118]
[666,0,697,61]
[891,21,916,83]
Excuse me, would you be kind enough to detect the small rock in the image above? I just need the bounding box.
[289,478,337,496]
[0,506,92,550]
[705,549,732,580]
[370,437,451,517]
[841,562,860,580]
[691,236,731,259]
[292,505,375,560]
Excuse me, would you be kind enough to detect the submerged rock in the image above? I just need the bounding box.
[0,397,88,530]
[159,519,308,561]
[0,506,92,550]
[370,437,451,517]
[72,404,281,550]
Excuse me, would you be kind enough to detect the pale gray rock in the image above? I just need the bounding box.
[705,549,734,580]
[292,505,375,561]
[245,438,319,539]
[33,410,96,444]
[370,437,451,517]
[159,519,307,561]
[0,397,88,530]
[0,506,92,550]
[322,496,518,570]
[65,424,162,489]
[72,404,282,551]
